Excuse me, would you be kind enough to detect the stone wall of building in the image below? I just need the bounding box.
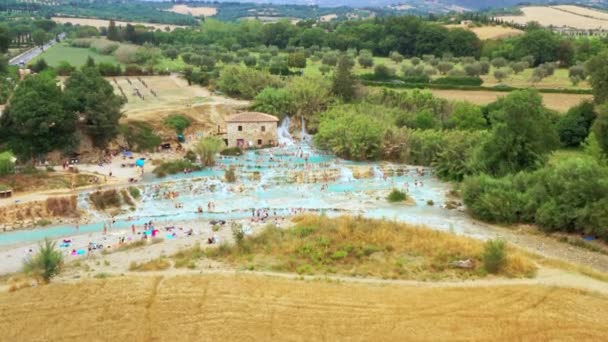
[226,121,278,148]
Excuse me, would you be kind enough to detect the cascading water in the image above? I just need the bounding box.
[372,165,384,180]
[339,166,354,182]
[278,116,294,146]
[301,116,312,143]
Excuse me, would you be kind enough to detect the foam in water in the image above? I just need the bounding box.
[278,116,294,146]
[372,165,384,180]
[339,166,354,182]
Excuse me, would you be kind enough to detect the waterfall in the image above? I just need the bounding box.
[339,166,354,182]
[278,116,294,146]
[301,116,312,143]
[372,165,384,180]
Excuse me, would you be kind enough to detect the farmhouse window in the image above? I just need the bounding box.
[261,125,266,132]
[257,139,262,145]
[238,125,243,131]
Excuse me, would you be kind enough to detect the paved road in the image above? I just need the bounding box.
[9,32,66,66]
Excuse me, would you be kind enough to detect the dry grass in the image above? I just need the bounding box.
[497,6,608,30]
[445,24,523,40]
[205,215,537,280]
[428,89,592,112]
[128,258,171,271]
[1,274,607,340]
[51,17,184,31]
[167,4,217,17]
[45,196,78,217]
[0,172,98,193]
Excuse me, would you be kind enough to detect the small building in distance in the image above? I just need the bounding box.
[225,112,279,148]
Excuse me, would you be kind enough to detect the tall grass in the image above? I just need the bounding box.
[46,196,78,216]
[205,215,537,280]
[89,190,122,210]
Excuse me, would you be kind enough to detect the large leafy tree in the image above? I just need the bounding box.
[1,74,76,160]
[331,55,356,101]
[474,90,559,176]
[63,67,124,148]
[586,50,608,104]
[592,104,608,154]
[315,103,386,160]
[556,100,597,147]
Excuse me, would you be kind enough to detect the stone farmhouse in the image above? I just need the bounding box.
[224,112,279,148]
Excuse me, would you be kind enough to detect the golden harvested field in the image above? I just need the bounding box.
[429,89,592,112]
[1,274,608,341]
[445,24,523,40]
[497,6,608,29]
[167,4,217,17]
[51,17,184,31]
[553,5,608,21]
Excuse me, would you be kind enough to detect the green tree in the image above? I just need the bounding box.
[315,104,386,160]
[217,65,282,100]
[592,104,608,154]
[194,137,224,166]
[63,68,124,148]
[23,238,63,284]
[374,64,395,79]
[32,30,47,47]
[474,90,559,176]
[288,75,332,123]
[447,102,487,130]
[251,87,294,119]
[0,25,11,53]
[107,20,121,41]
[0,151,15,176]
[164,114,191,134]
[556,100,597,147]
[1,74,75,159]
[164,48,178,60]
[583,132,606,165]
[586,51,608,104]
[287,51,307,69]
[331,55,356,101]
[357,54,374,68]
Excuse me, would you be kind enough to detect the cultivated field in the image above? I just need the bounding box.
[52,17,185,31]
[429,89,592,112]
[497,6,608,29]
[445,24,523,40]
[1,274,607,340]
[167,4,217,17]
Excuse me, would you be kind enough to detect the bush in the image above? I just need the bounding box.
[387,189,407,202]
[221,147,243,156]
[164,114,191,134]
[89,190,122,210]
[432,76,483,86]
[128,186,140,199]
[373,64,395,79]
[231,222,245,245]
[556,100,597,147]
[482,239,506,274]
[55,61,75,76]
[225,166,237,183]
[97,63,121,76]
[120,122,161,151]
[23,238,63,283]
[124,64,146,76]
[153,159,202,177]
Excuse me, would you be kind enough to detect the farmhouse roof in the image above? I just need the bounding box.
[226,112,279,123]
